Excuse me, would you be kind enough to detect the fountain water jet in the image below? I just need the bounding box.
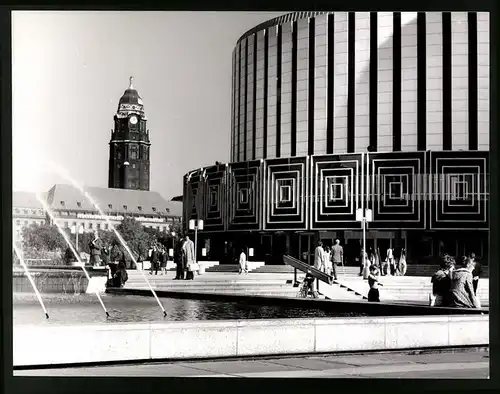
[49,162,167,317]
[13,244,49,319]
[34,192,110,318]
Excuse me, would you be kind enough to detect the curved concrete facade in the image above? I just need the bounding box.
[230,12,489,162]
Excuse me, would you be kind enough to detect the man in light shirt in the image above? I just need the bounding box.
[314,241,325,270]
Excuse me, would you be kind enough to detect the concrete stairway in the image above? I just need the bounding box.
[124,271,360,300]
[337,276,489,305]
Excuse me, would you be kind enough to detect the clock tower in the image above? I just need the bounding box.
[108,77,151,191]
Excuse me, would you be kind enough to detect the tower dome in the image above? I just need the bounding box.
[116,76,146,119]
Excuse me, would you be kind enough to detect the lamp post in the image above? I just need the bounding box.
[188,219,203,264]
[71,224,84,253]
[356,208,373,271]
[169,231,176,258]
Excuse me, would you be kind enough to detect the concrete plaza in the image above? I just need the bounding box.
[15,348,489,378]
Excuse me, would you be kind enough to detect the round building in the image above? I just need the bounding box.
[184,12,490,267]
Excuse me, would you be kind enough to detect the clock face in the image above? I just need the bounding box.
[129,116,138,125]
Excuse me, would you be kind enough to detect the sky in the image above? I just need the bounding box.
[12,11,283,199]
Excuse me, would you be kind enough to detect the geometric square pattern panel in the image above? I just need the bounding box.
[367,151,426,230]
[202,164,227,232]
[264,157,308,230]
[429,151,488,230]
[227,160,263,231]
[311,154,362,230]
[184,170,204,225]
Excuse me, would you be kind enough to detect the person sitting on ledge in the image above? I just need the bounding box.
[114,261,129,288]
[448,256,481,309]
[430,255,454,307]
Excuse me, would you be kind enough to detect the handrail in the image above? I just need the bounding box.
[283,255,334,285]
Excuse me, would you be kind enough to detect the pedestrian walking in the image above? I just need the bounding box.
[314,241,325,270]
[331,239,343,280]
[182,236,196,280]
[160,247,168,275]
[149,245,159,275]
[239,248,248,274]
[386,247,395,276]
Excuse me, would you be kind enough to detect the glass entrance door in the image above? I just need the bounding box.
[299,234,314,266]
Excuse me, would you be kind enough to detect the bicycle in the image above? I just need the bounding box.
[296,274,319,299]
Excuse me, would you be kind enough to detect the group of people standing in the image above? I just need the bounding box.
[148,244,170,276]
[313,239,344,280]
[358,246,407,278]
[173,235,197,280]
[430,253,482,309]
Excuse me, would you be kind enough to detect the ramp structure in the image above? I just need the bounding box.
[283,255,366,300]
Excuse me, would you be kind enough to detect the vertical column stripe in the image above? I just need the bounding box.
[237,43,241,161]
[308,18,316,155]
[276,25,282,157]
[354,12,371,154]
[468,12,478,150]
[231,50,235,161]
[263,29,269,158]
[417,12,427,151]
[426,12,443,151]
[377,12,393,153]
[392,12,402,152]
[243,39,248,161]
[442,12,452,150]
[451,12,469,151]
[313,14,328,155]
[252,33,258,159]
[369,12,378,151]
[326,13,334,154]
[347,12,355,153]
[401,12,418,152]
[291,21,298,156]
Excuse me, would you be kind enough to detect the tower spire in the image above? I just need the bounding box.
[129,76,134,89]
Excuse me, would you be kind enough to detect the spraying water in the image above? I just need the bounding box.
[49,162,167,317]
[13,244,49,319]
[34,193,110,318]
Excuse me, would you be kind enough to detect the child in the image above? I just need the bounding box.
[367,265,382,302]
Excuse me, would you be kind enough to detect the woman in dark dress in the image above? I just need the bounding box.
[160,247,168,275]
[113,261,128,288]
[367,265,382,302]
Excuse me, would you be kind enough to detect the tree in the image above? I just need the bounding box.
[115,218,154,262]
[21,223,67,252]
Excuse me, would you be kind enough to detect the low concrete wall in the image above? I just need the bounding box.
[13,315,488,367]
[13,269,108,294]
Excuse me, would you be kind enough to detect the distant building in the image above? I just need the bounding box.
[12,191,47,240]
[108,77,151,191]
[13,185,182,237]
[46,184,181,232]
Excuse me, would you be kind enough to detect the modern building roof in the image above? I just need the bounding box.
[45,184,182,217]
[236,12,326,44]
[12,191,47,209]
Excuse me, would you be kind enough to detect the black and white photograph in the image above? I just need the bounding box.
[11,10,490,380]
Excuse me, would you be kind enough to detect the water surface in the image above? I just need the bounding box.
[13,293,366,325]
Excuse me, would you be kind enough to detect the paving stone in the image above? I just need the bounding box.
[310,355,416,367]
[14,364,215,377]
[265,357,351,371]
[361,367,489,379]
[380,351,489,365]
[179,360,304,374]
